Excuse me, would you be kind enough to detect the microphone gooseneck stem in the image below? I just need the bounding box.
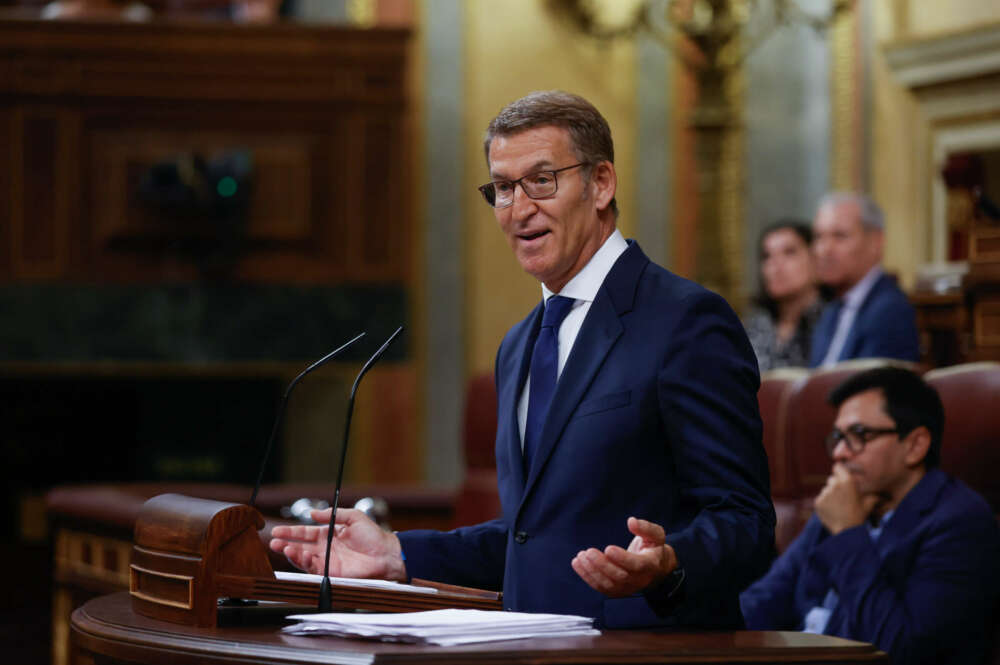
[249,332,366,509]
[319,326,404,611]
[318,576,332,614]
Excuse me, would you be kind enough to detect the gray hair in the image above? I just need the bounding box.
[483,90,618,218]
[817,192,885,231]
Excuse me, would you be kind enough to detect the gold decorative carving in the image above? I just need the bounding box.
[830,9,858,191]
[348,0,377,27]
[719,69,745,309]
[548,0,853,304]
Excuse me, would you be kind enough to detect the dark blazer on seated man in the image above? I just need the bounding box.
[809,270,919,367]
[808,192,919,367]
[740,367,1000,665]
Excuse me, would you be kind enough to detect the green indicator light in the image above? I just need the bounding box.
[217,176,237,198]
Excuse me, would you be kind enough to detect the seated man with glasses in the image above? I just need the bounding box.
[740,366,1000,665]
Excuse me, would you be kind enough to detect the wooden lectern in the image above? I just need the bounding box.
[129,494,501,627]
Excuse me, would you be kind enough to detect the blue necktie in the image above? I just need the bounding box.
[523,295,575,474]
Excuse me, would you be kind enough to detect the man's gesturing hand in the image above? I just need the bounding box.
[571,517,678,597]
[815,463,881,535]
[269,507,407,582]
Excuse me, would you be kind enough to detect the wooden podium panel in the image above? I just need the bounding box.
[127,493,500,628]
[72,592,889,665]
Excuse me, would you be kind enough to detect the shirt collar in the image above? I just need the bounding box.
[866,509,894,540]
[842,265,883,310]
[541,229,628,304]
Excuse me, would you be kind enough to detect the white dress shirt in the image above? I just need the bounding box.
[516,229,629,447]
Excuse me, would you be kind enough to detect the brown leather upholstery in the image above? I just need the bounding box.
[759,369,811,553]
[759,369,809,499]
[463,373,499,471]
[452,373,502,528]
[894,362,1000,665]
[925,362,1000,513]
[452,468,502,528]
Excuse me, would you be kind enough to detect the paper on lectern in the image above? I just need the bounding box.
[282,608,600,646]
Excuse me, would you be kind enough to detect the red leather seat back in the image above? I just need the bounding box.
[759,369,809,499]
[463,373,499,471]
[925,362,1000,513]
[453,374,501,527]
[925,363,1000,665]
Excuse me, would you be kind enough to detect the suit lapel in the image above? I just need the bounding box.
[874,469,946,558]
[839,274,887,360]
[811,305,839,366]
[517,242,646,513]
[501,303,543,497]
[519,294,623,505]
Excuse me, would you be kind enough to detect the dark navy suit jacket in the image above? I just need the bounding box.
[809,273,919,367]
[400,242,775,628]
[740,469,1000,665]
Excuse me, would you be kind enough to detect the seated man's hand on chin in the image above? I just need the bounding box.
[269,507,408,582]
[571,517,678,598]
[814,463,882,535]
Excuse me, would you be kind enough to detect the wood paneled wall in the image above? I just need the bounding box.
[0,15,420,490]
[0,15,411,284]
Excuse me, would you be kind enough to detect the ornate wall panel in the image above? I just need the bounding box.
[0,16,411,285]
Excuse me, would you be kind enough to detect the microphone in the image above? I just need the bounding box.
[318,326,404,611]
[248,332,366,509]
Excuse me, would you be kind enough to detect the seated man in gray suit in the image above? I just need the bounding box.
[809,193,919,367]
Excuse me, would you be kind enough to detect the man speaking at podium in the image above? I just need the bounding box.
[271,91,775,629]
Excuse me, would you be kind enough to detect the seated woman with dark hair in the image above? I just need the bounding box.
[744,220,824,371]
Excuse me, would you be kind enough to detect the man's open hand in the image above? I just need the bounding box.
[571,517,678,597]
[269,507,407,581]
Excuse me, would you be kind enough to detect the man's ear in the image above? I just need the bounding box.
[903,426,931,468]
[590,160,616,212]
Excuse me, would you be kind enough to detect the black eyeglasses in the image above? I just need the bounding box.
[825,424,899,457]
[478,163,587,209]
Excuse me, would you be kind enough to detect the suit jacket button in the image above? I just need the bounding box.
[514,531,528,544]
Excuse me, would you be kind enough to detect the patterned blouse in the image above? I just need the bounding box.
[743,301,823,373]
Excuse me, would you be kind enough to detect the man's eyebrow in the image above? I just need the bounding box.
[490,159,555,181]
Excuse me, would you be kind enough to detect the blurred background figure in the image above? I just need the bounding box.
[744,220,823,372]
[809,193,919,367]
[40,0,153,20]
[39,0,289,21]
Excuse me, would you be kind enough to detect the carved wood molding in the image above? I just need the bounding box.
[0,17,409,104]
[0,16,412,283]
[885,21,1000,90]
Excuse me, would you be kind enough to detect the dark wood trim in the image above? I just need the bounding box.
[72,592,889,665]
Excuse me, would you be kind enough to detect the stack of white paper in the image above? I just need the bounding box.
[282,608,600,646]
